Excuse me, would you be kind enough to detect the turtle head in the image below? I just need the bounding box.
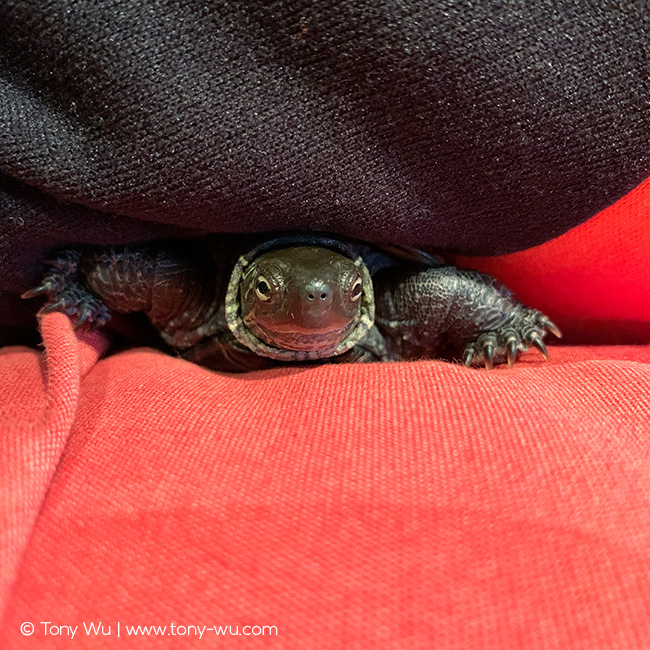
[238,246,367,353]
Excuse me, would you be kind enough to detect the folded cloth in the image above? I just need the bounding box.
[1,312,649,648]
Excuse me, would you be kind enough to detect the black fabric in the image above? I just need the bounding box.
[0,0,648,341]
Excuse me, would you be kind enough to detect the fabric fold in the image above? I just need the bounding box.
[0,313,106,618]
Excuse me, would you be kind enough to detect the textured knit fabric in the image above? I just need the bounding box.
[1,0,649,342]
[1,313,650,648]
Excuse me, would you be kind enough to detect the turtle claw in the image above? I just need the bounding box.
[506,337,517,368]
[73,306,94,331]
[484,352,494,370]
[21,281,54,299]
[461,310,560,369]
[530,332,549,362]
[38,287,110,330]
[40,297,69,315]
[538,315,563,339]
[23,249,111,331]
[462,334,498,369]
[482,337,496,370]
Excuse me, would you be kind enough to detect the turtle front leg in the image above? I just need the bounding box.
[23,242,225,349]
[22,248,112,331]
[373,266,561,369]
[23,244,171,332]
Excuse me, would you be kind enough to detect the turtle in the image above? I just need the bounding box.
[22,233,562,372]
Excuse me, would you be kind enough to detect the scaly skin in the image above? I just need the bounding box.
[372,266,560,368]
[23,236,561,371]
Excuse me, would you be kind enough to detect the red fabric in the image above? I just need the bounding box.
[1,313,650,648]
[0,318,107,617]
[454,174,650,343]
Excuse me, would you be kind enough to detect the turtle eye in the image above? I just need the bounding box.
[350,277,363,302]
[255,276,271,301]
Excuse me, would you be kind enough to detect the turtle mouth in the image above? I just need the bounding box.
[249,318,358,352]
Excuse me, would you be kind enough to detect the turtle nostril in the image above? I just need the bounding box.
[304,283,331,303]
